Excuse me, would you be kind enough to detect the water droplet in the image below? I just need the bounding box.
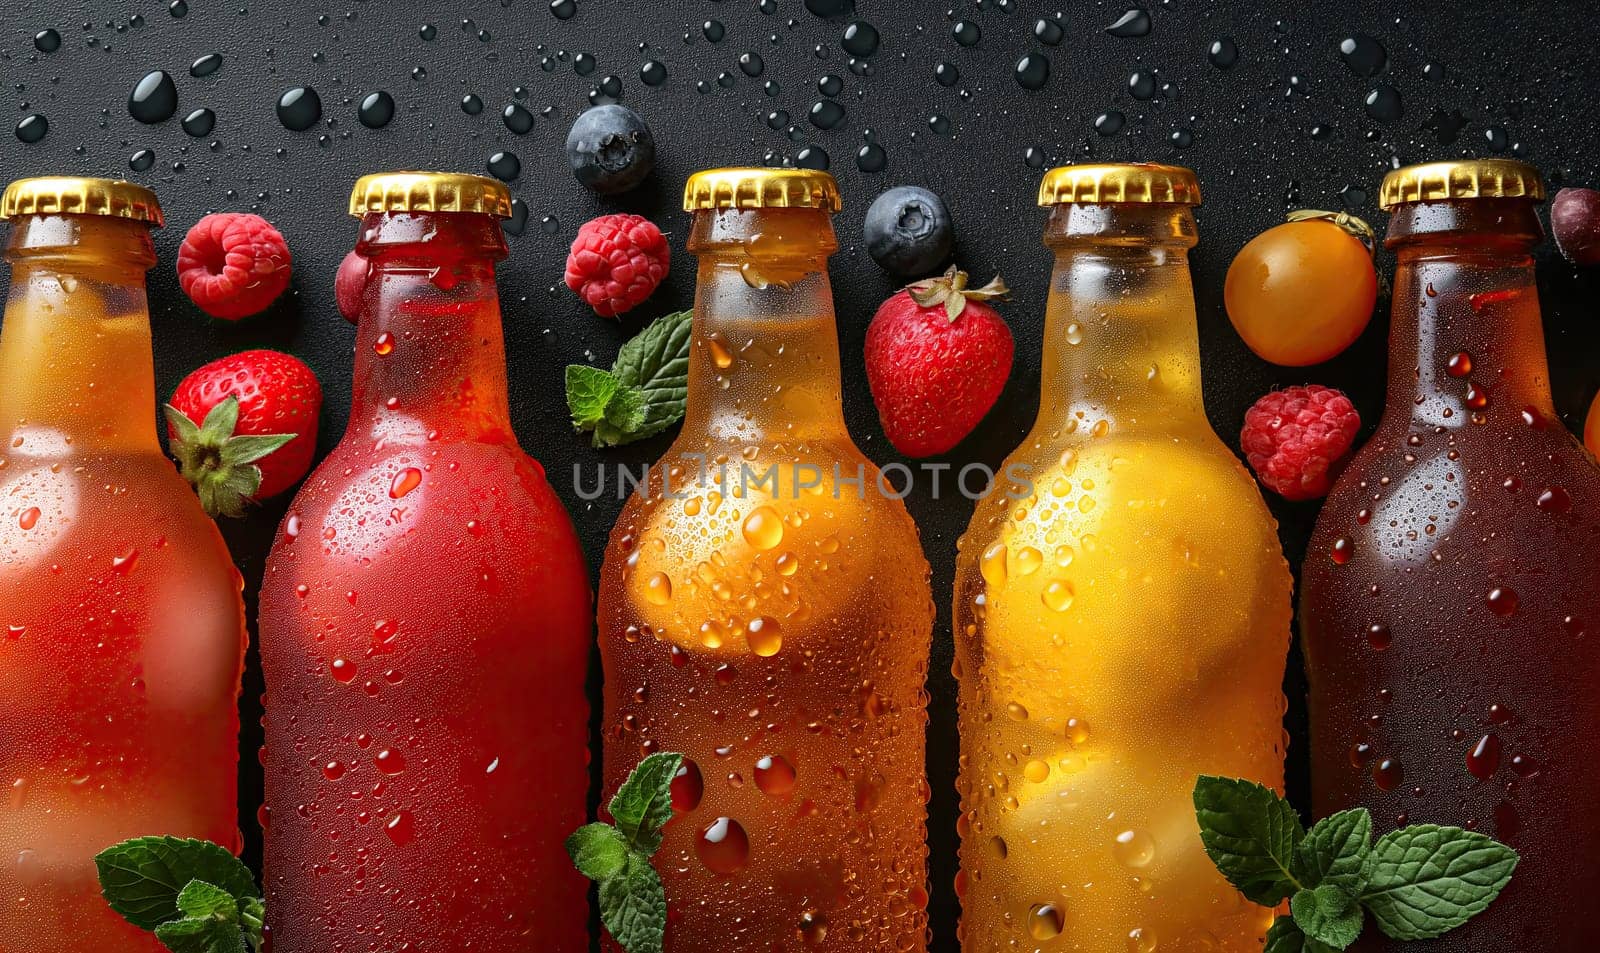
[383,810,415,845]
[817,73,844,96]
[741,505,784,550]
[169,0,189,16]
[129,70,179,124]
[951,20,981,47]
[1035,18,1064,45]
[927,114,951,135]
[1537,487,1572,514]
[754,755,796,796]
[418,23,437,41]
[1467,734,1501,780]
[111,549,139,575]
[1208,37,1238,69]
[1094,111,1126,136]
[15,115,47,144]
[1330,537,1353,565]
[33,29,61,54]
[461,94,484,115]
[747,616,783,657]
[1373,758,1403,790]
[330,658,356,683]
[794,145,829,170]
[672,759,705,813]
[276,86,322,131]
[389,467,422,499]
[703,19,726,42]
[1015,54,1050,90]
[501,101,534,135]
[374,748,407,775]
[808,99,845,130]
[1112,829,1156,867]
[190,53,224,78]
[1105,8,1151,38]
[176,107,215,138]
[642,571,672,605]
[321,760,346,781]
[1338,34,1387,77]
[1367,623,1392,650]
[934,61,959,87]
[588,75,623,105]
[640,60,667,86]
[1446,351,1473,377]
[1129,70,1157,100]
[696,817,750,874]
[841,21,879,57]
[797,909,828,946]
[352,91,395,130]
[503,199,530,237]
[1487,586,1519,616]
[855,141,886,173]
[1364,86,1403,123]
[487,151,521,181]
[550,0,577,20]
[1028,902,1066,940]
[17,507,40,531]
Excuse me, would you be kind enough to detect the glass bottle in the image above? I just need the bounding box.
[0,177,246,952]
[258,172,592,951]
[953,164,1291,951]
[1302,158,1600,951]
[597,168,935,951]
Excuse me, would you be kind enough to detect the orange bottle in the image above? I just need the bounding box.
[597,168,935,951]
[0,177,247,952]
[258,172,591,951]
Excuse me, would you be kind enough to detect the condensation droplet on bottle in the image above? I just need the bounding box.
[696,816,750,874]
[742,506,783,550]
[747,616,782,657]
[389,467,421,499]
[754,754,796,797]
[1112,829,1156,868]
[1028,902,1066,940]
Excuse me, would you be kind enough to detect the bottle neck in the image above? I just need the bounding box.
[1383,199,1553,427]
[0,214,160,454]
[1035,203,1205,434]
[346,211,514,446]
[680,207,847,443]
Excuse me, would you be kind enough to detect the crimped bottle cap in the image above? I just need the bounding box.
[1038,163,1201,206]
[348,171,513,218]
[1378,159,1545,210]
[0,176,164,226]
[683,168,842,213]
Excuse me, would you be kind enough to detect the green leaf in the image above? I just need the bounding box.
[153,917,246,953]
[1265,915,1337,953]
[240,896,266,953]
[175,880,239,921]
[598,852,667,953]
[1295,809,1372,895]
[604,386,648,432]
[1291,883,1364,949]
[609,752,684,855]
[1193,776,1305,906]
[218,433,295,467]
[198,396,241,443]
[566,823,630,882]
[610,309,692,441]
[1360,825,1518,941]
[566,364,621,427]
[95,837,259,931]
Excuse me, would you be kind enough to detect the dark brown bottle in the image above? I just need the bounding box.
[1302,159,1600,951]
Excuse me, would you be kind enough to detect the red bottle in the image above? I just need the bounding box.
[258,173,591,951]
[1302,159,1600,951]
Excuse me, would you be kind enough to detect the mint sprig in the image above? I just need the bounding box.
[566,309,691,447]
[567,751,684,953]
[95,837,263,953]
[1194,777,1518,950]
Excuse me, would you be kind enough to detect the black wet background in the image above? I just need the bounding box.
[4,1,1600,948]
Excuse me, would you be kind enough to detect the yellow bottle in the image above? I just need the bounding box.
[597,168,935,951]
[952,164,1292,952]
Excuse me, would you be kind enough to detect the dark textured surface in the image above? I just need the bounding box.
[5,1,1600,948]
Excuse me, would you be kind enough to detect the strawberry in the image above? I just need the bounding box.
[864,266,1014,457]
[165,350,323,518]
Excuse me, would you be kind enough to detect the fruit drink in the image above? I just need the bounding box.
[597,168,936,951]
[0,177,247,952]
[952,164,1292,952]
[1302,159,1600,951]
[258,173,591,951]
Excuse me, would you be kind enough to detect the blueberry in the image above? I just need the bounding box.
[863,186,954,278]
[565,104,656,195]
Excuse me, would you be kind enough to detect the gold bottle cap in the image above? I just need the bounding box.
[0,176,164,226]
[1378,159,1546,210]
[348,171,513,218]
[1038,163,1201,207]
[683,167,842,213]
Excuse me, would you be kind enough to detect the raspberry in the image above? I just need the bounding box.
[564,213,669,318]
[1240,384,1361,501]
[177,212,293,320]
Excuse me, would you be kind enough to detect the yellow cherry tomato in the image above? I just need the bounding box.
[1224,217,1379,366]
[1585,391,1600,457]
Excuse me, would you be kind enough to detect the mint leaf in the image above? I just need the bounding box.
[610,752,684,854]
[566,823,630,882]
[1265,915,1337,953]
[604,386,648,433]
[153,917,246,953]
[1295,809,1372,895]
[599,852,667,953]
[175,880,239,921]
[1291,883,1363,949]
[566,364,621,427]
[1193,776,1305,906]
[95,837,259,931]
[1361,825,1518,940]
[610,309,691,441]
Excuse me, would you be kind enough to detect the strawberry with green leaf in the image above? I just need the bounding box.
[165,350,322,518]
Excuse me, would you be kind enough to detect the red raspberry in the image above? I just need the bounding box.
[564,213,669,318]
[177,212,293,320]
[1240,384,1361,501]
[335,249,369,324]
